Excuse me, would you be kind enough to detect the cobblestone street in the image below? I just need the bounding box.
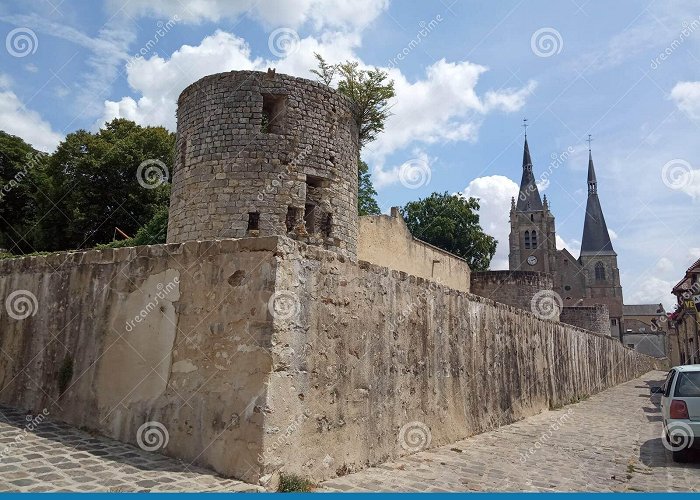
[323,371,700,492]
[1,370,698,492]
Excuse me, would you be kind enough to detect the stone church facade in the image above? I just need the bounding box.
[508,137,624,338]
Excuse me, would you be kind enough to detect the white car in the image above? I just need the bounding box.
[653,365,700,462]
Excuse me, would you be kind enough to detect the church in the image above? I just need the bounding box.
[507,136,624,338]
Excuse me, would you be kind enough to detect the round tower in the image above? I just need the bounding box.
[167,70,360,260]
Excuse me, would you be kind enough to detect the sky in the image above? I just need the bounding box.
[1,0,699,310]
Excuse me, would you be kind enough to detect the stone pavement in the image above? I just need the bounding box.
[323,370,700,492]
[1,371,698,492]
[0,405,261,492]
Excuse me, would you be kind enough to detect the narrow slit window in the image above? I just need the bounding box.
[322,213,332,237]
[247,212,260,231]
[286,207,298,232]
[261,94,287,134]
[304,204,316,233]
[524,230,531,249]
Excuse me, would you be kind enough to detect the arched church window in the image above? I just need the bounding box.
[531,230,537,248]
[524,230,530,249]
[595,261,606,280]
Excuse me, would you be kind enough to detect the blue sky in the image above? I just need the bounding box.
[1,0,699,308]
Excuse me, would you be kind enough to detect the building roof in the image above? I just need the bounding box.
[623,304,665,316]
[672,257,700,294]
[580,150,615,255]
[515,138,544,212]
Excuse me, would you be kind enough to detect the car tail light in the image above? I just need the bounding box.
[670,399,690,419]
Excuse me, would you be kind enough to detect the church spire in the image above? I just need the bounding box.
[515,134,543,212]
[580,145,615,255]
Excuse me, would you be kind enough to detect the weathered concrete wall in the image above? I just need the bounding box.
[358,207,470,293]
[0,239,280,484]
[263,240,663,482]
[560,304,610,337]
[622,332,667,358]
[0,237,663,486]
[470,270,554,318]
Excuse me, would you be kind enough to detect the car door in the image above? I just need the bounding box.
[660,369,677,424]
[673,370,700,420]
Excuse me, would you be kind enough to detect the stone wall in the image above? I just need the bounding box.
[358,207,470,293]
[264,240,661,482]
[0,237,663,486]
[168,70,360,260]
[560,305,610,337]
[0,239,280,484]
[470,270,554,318]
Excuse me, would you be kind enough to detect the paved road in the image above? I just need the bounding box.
[323,371,700,492]
[1,371,698,492]
[0,406,261,492]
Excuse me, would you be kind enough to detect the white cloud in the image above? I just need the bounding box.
[372,149,433,189]
[0,78,62,152]
[107,0,389,31]
[655,257,674,274]
[365,61,536,162]
[461,175,519,270]
[626,276,675,311]
[608,228,618,240]
[688,248,700,260]
[670,81,700,120]
[556,235,580,256]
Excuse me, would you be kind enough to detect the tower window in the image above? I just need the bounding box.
[321,213,333,237]
[530,214,534,222]
[247,212,260,231]
[304,204,316,233]
[531,230,537,248]
[261,94,287,134]
[595,261,606,280]
[524,230,530,249]
[286,207,299,232]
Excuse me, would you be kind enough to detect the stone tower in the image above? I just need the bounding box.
[167,70,360,260]
[577,149,624,337]
[508,137,557,273]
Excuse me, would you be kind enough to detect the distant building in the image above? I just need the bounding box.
[508,137,623,337]
[621,304,667,358]
[670,258,700,365]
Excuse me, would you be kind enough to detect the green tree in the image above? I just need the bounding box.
[358,160,380,216]
[312,54,394,214]
[34,119,175,251]
[99,205,169,248]
[400,192,497,271]
[0,131,48,254]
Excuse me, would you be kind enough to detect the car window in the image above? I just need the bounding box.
[664,370,676,397]
[674,371,700,397]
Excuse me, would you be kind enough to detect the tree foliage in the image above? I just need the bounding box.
[400,192,497,271]
[358,160,380,216]
[311,53,394,215]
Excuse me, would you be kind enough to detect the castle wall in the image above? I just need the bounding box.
[0,239,280,484]
[560,305,610,337]
[469,270,555,319]
[265,240,661,481]
[168,70,360,260]
[358,207,471,293]
[0,237,663,486]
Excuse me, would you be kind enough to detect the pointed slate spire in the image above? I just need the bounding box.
[580,148,615,255]
[515,137,543,212]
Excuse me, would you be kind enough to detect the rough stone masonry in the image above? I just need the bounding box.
[0,70,665,487]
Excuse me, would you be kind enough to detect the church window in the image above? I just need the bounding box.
[524,231,530,249]
[595,261,606,280]
[531,230,537,248]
